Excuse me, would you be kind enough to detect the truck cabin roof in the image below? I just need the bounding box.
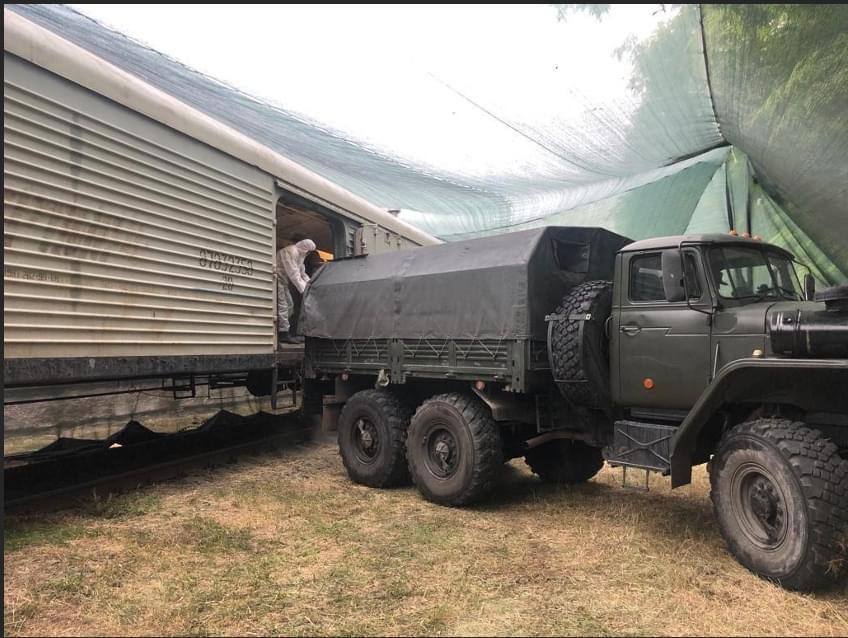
[622,234,795,260]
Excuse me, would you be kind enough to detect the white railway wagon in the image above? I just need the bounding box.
[3,10,437,424]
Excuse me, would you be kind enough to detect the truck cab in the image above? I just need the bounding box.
[611,234,809,409]
[598,234,847,463]
[577,234,847,591]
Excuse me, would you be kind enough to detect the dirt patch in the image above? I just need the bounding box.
[5,439,847,636]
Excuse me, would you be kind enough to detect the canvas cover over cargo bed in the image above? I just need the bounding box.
[300,226,630,341]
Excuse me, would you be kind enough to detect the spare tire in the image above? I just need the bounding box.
[548,280,613,406]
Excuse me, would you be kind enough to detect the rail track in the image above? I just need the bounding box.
[4,410,316,512]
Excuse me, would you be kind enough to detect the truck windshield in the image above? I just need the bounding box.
[709,246,802,301]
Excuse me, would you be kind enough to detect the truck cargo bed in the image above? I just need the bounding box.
[306,337,549,391]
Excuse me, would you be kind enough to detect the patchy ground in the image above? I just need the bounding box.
[4,437,847,637]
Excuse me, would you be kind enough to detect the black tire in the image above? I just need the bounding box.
[407,393,503,506]
[549,280,613,406]
[246,369,273,397]
[525,439,605,484]
[337,389,412,488]
[709,418,848,590]
[301,378,330,416]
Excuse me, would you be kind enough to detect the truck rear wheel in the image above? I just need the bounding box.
[525,439,604,484]
[407,393,503,506]
[549,280,613,406]
[337,389,412,488]
[709,418,848,590]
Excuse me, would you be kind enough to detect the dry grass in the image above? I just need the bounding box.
[4,437,847,636]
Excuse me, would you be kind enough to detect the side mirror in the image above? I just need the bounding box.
[803,273,816,301]
[661,249,687,302]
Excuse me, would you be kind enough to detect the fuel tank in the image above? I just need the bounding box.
[768,286,848,357]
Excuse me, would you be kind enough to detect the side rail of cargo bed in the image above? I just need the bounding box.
[305,337,549,392]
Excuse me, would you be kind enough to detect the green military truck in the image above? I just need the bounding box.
[299,226,848,590]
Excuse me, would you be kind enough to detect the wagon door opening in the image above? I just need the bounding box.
[274,190,357,344]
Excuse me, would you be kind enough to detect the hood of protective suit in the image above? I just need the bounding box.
[295,239,316,255]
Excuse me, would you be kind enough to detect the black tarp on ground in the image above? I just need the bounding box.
[300,227,631,341]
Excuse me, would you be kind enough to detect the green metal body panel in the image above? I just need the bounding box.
[612,248,713,408]
[669,358,848,486]
[611,237,847,485]
[305,337,550,393]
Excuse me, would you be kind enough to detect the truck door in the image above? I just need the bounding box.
[614,249,712,409]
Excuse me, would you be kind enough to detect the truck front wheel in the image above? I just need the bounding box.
[709,418,848,590]
[525,439,604,484]
[337,389,412,488]
[407,393,503,506]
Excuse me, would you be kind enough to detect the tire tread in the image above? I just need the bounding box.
[409,392,503,506]
[550,280,613,405]
[710,418,848,590]
[338,388,412,488]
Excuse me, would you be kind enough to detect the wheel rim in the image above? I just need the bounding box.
[730,462,789,550]
[350,416,380,465]
[422,424,460,479]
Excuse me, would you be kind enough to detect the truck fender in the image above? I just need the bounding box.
[669,357,848,487]
[472,387,536,424]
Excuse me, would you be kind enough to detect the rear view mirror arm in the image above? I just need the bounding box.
[679,240,714,321]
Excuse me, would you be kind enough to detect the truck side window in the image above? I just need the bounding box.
[629,253,666,302]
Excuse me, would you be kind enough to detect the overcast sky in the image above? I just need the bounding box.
[70,4,671,177]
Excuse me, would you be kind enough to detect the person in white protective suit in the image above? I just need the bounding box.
[276,239,316,344]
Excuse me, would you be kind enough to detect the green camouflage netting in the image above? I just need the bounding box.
[10,4,847,283]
